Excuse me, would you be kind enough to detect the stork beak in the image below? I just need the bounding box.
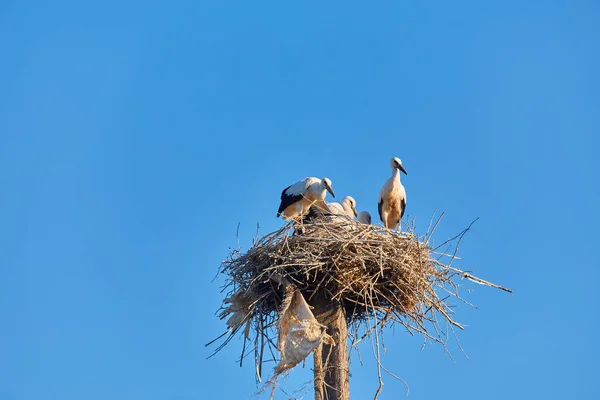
[353,209,358,218]
[328,187,336,198]
[399,165,408,175]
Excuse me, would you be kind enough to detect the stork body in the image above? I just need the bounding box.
[357,211,372,225]
[277,177,335,220]
[327,202,345,215]
[378,157,408,229]
[327,196,358,218]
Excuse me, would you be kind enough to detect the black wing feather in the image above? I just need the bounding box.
[400,198,406,219]
[377,198,383,223]
[277,185,304,217]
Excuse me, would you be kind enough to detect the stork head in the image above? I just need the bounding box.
[358,211,372,224]
[391,157,408,175]
[322,178,335,198]
[343,196,358,217]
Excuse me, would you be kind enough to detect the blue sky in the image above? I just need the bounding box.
[1,1,599,399]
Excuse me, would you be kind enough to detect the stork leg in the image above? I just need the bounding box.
[380,211,388,229]
[296,202,306,235]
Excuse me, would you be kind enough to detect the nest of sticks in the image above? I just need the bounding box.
[208,211,511,385]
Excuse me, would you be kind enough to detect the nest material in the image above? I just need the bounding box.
[210,213,511,384]
[233,221,434,321]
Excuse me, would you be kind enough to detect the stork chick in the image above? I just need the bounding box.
[357,211,372,225]
[327,196,358,219]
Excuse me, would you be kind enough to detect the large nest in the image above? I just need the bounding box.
[208,213,511,385]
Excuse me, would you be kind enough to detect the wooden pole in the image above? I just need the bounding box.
[312,292,349,400]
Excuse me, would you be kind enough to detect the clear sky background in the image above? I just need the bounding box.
[1,1,599,399]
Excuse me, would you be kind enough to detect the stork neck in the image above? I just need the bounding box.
[391,168,401,180]
[317,185,327,199]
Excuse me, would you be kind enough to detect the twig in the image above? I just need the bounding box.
[462,273,513,293]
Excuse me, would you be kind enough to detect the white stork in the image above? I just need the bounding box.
[277,177,335,220]
[357,211,372,225]
[378,157,408,229]
[327,196,358,219]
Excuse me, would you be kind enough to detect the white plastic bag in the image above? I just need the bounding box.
[275,286,334,374]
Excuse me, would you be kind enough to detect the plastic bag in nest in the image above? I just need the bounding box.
[275,286,335,375]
